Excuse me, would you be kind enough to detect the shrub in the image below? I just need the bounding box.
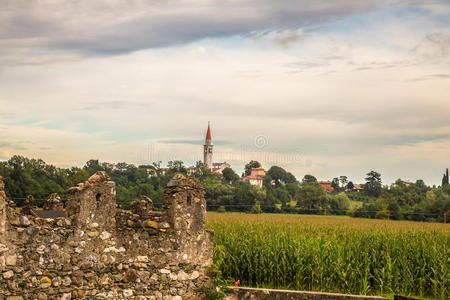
[375,210,391,219]
[217,206,226,213]
[249,204,262,214]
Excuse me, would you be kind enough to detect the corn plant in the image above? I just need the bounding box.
[207,213,449,299]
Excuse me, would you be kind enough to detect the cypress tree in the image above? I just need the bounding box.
[443,168,449,186]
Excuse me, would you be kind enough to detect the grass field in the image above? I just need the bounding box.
[206,213,449,299]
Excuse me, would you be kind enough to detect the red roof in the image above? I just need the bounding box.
[318,181,334,192]
[205,122,211,143]
[250,168,266,177]
[353,184,363,190]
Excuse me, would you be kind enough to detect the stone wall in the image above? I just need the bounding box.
[0,177,6,241]
[0,172,213,300]
[225,287,389,300]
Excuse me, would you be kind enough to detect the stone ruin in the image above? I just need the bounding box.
[43,193,64,211]
[21,195,37,216]
[0,172,214,299]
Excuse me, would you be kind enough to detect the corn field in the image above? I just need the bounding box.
[206,213,449,299]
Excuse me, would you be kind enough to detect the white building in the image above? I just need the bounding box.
[242,168,267,188]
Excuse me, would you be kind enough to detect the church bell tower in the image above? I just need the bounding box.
[203,122,213,168]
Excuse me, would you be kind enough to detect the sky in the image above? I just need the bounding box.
[0,0,449,185]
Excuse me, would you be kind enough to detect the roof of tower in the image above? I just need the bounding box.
[205,122,212,143]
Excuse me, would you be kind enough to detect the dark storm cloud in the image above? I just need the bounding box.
[0,0,384,58]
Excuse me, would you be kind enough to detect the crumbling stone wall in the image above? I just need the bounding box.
[0,172,213,300]
[0,177,6,241]
[162,174,211,266]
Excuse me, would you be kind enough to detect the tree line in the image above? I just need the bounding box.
[0,155,448,222]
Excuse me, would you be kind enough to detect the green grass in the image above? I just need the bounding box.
[207,213,449,299]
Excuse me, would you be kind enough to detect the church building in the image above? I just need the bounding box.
[203,122,213,168]
[203,123,229,174]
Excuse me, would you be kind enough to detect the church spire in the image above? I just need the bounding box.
[205,121,212,145]
[203,122,213,168]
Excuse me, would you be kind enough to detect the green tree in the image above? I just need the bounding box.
[67,167,89,186]
[271,186,291,208]
[346,181,354,190]
[442,168,449,186]
[262,174,273,189]
[232,183,257,212]
[267,166,288,187]
[250,204,262,214]
[331,177,340,192]
[327,192,350,215]
[387,198,401,220]
[285,172,297,184]
[101,162,114,173]
[203,177,234,210]
[151,161,164,176]
[193,161,211,179]
[339,176,348,189]
[222,167,239,184]
[297,181,327,213]
[375,210,391,220]
[302,174,317,184]
[285,182,301,198]
[364,170,382,197]
[167,160,187,175]
[261,191,279,213]
[84,159,104,175]
[1,156,66,202]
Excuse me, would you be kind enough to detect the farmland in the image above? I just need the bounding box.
[206,213,449,299]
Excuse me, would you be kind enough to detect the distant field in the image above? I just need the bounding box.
[206,213,449,299]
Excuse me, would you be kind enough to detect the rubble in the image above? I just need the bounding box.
[43,193,64,210]
[21,195,37,215]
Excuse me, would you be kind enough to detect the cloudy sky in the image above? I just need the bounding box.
[0,0,449,185]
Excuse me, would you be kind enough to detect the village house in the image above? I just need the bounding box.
[318,181,364,193]
[392,180,412,188]
[212,162,231,174]
[146,168,157,177]
[242,168,267,188]
[352,183,364,192]
[318,181,334,193]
